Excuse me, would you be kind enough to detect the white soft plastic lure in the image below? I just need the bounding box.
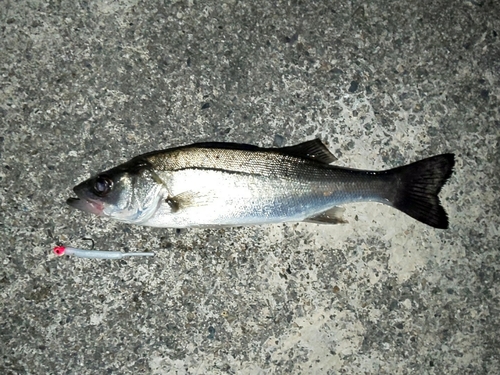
[53,245,154,259]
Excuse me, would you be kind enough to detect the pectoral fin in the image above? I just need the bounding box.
[165,191,212,212]
[303,207,347,225]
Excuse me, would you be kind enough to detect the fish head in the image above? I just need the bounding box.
[67,159,165,224]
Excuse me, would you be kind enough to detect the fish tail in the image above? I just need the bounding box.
[387,153,455,229]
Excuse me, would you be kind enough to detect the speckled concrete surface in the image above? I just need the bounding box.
[1,0,499,374]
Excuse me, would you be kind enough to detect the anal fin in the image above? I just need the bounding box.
[303,207,347,225]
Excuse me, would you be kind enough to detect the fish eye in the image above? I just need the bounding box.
[93,175,113,197]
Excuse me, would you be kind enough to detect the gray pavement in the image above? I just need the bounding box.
[1,0,499,374]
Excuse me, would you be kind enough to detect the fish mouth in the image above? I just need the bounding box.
[67,196,105,216]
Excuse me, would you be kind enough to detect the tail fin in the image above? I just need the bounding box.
[388,154,455,229]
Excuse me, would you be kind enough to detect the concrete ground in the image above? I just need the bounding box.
[1,0,499,374]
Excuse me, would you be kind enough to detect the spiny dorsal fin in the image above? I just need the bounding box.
[188,142,262,152]
[280,139,337,164]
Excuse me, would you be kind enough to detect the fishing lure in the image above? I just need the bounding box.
[53,245,154,259]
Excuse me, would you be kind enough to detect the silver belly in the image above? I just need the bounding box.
[141,169,337,228]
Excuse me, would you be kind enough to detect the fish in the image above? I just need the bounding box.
[67,139,455,229]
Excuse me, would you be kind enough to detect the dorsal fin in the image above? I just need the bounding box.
[280,139,337,164]
[189,142,262,152]
[146,139,337,166]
